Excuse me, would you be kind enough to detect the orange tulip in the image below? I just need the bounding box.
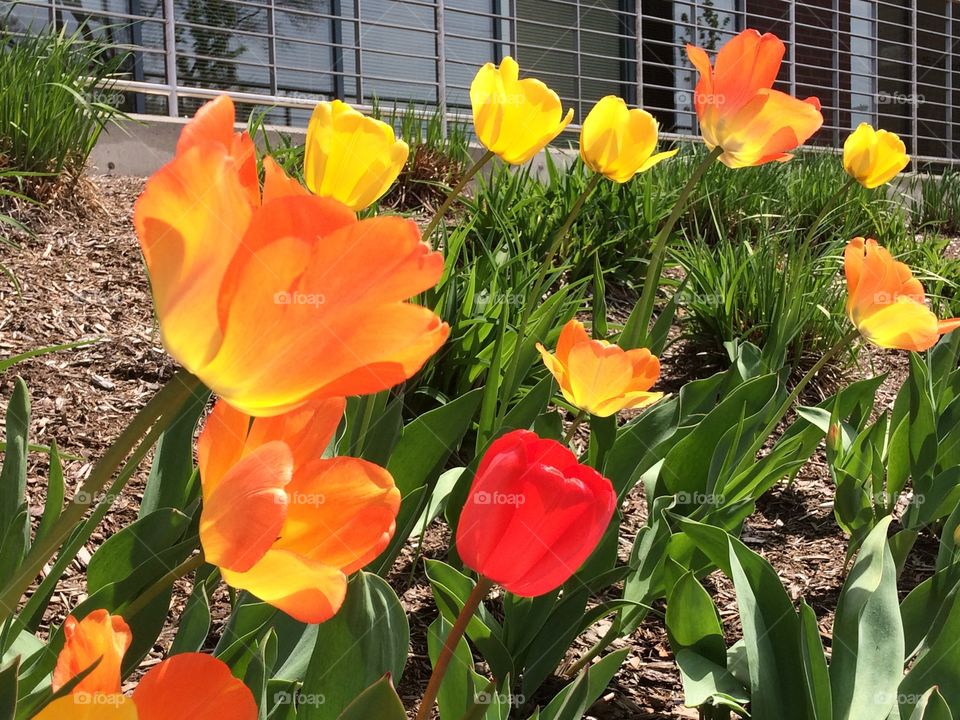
[197,397,401,623]
[52,610,131,696]
[134,95,448,417]
[845,237,960,351]
[40,612,255,720]
[536,319,663,417]
[686,29,823,168]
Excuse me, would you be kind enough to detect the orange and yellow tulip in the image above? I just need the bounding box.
[580,96,678,182]
[843,123,910,189]
[471,56,574,164]
[40,611,255,719]
[52,610,131,697]
[845,237,960,351]
[304,99,409,210]
[197,397,400,623]
[537,319,663,417]
[686,29,823,168]
[134,95,448,417]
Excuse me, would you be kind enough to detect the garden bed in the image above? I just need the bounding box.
[0,173,938,718]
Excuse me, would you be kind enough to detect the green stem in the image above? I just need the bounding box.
[562,409,587,446]
[416,577,495,720]
[742,328,861,467]
[496,173,602,426]
[621,146,723,350]
[799,176,857,254]
[566,619,618,677]
[0,370,203,622]
[122,551,205,620]
[421,149,496,242]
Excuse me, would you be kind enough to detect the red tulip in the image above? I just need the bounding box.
[456,430,616,596]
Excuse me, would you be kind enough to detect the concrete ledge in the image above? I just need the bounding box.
[89,113,573,181]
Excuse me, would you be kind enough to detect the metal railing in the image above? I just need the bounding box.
[6,0,959,164]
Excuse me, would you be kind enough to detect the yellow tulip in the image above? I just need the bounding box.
[470,56,574,165]
[843,123,910,189]
[580,96,678,182]
[304,100,409,210]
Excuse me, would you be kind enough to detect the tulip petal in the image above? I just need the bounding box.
[244,397,346,468]
[221,549,347,623]
[205,211,447,415]
[132,653,257,720]
[34,695,137,720]
[134,142,255,371]
[197,398,252,491]
[199,440,292,573]
[262,155,310,203]
[53,611,131,696]
[857,298,942,352]
[565,342,634,416]
[175,95,259,206]
[711,30,784,112]
[277,456,400,573]
[716,90,823,168]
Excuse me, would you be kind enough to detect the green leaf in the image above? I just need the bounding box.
[140,387,210,516]
[538,648,628,720]
[666,573,725,665]
[830,517,904,720]
[427,616,475,720]
[335,675,406,720]
[34,439,64,547]
[300,572,409,720]
[0,378,30,567]
[87,509,191,592]
[0,655,18,719]
[799,600,832,720]
[673,650,748,711]
[726,536,807,719]
[909,688,953,720]
[169,572,212,654]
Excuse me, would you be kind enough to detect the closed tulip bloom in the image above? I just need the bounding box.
[198,397,400,623]
[52,610,131,697]
[845,237,960,351]
[42,611,255,720]
[843,123,910,188]
[537,319,663,417]
[580,96,678,182]
[686,29,823,168]
[471,56,574,164]
[456,430,616,596]
[305,100,409,210]
[134,95,448,417]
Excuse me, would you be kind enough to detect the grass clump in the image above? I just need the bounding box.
[0,23,127,199]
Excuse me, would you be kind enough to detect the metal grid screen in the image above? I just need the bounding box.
[5,0,959,163]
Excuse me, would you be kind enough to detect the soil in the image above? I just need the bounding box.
[0,175,936,717]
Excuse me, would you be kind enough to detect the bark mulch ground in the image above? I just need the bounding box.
[0,175,925,717]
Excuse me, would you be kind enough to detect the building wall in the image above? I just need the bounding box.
[6,0,959,162]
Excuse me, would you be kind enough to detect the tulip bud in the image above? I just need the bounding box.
[456,430,616,597]
[305,99,409,210]
[580,96,678,182]
[843,123,910,189]
[470,56,574,165]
